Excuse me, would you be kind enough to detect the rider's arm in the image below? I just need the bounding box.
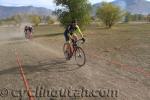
[76,25,84,38]
[67,25,71,32]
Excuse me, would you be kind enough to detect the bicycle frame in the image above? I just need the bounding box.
[63,38,86,66]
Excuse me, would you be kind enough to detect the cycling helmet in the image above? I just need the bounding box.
[71,19,77,24]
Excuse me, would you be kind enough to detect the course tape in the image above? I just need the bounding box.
[15,49,35,100]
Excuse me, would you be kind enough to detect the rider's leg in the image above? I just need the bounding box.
[64,31,71,59]
[30,32,33,40]
[65,41,72,60]
[68,33,77,47]
[27,30,30,39]
[72,34,78,41]
[69,34,78,54]
[64,31,70,51]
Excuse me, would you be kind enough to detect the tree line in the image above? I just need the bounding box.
[1,1,150,28]
[55,0,150,28]
[0,15,55,26]
[124,12,150,22]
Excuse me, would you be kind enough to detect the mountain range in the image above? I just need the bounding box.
[92,0,150,15]
[0,6,52,19]
[0,0,150,19]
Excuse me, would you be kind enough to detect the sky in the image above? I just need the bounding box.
[0,0,150,10]
[0,0,114,10]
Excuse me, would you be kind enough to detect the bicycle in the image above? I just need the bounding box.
[63,38,86,66]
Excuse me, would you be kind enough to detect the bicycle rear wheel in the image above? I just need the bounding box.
[75,47,86,66]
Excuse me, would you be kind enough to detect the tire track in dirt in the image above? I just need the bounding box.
[11,40,104,100]
[35,37,150,100]
[0,39,149,100]
[30,39,150,100]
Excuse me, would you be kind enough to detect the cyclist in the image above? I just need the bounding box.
[64,19,85,60]
[24,26,28,39]
[28,26,33,39]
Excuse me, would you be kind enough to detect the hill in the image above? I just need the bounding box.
[92,0,150,15]
[0,6,52,19]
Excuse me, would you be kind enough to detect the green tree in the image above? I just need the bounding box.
[54,0,91,28]
[45,16,55,25]
[96,2,123,28]
[30,15,41,26]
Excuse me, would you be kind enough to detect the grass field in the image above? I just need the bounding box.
[85,23,150,68]
[33,24,64,37]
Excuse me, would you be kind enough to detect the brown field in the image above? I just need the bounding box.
[0,23,149,100]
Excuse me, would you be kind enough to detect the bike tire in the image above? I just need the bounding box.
[75,47,86,66]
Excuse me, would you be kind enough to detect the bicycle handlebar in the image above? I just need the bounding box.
[71,38,85,45]
[77,39,85,44]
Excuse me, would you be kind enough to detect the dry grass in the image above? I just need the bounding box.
[34,23,150,84]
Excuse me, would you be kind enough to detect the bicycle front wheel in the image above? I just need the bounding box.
[75,47,86,66]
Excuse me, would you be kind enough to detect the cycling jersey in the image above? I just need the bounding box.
[64,24,83,41]
[24,26,28,33]
[28,27,33,32]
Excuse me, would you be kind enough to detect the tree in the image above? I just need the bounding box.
[96,2,123,28]
[0,20,2,25]
[147,14,150,22]
[30,15,41,26]
[45,16,55,25]
[132,14,139,21]
[13,15,22,25]
[124,12,132,23]
[54,0,91,28]
[137,14,144,21]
